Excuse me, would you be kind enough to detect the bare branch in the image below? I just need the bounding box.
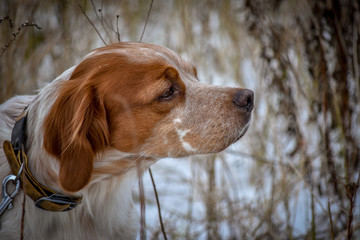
[139,0,153,42]
[0,20,42,57]
[328,200,335,240]
[149,168,167,240]
[90,0,112,41]
[138,168,146,240]
[0,16,13,27]
[116,15,120,42]
[78,2,107,46]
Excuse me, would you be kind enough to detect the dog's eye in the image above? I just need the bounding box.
[159,87,175,100]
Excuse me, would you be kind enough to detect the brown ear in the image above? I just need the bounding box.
[44,78,109,192]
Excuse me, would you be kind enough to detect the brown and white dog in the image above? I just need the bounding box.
[0,42,253,239]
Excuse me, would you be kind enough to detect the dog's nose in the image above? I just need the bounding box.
[233,89,254,112]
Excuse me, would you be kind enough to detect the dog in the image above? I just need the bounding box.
[0,42,253,239]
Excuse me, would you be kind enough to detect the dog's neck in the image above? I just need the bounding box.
[23,104,142,238]
[19,69,147,236]
[14,66,160,239]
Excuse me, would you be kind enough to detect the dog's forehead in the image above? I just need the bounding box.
[86,43,198,83]
[87,45,165,61]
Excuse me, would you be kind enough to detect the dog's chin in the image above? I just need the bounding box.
[201,125,250,155]
[223,123,251,151]
[237,123,250,141]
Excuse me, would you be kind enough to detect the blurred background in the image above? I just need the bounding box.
[1,0,359,239]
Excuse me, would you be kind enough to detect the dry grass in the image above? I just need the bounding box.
[1,0,359,239]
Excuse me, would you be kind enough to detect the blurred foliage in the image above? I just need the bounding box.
[244,0,360,239]
[1,0,359,239]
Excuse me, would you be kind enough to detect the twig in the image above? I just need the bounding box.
[346,173,360,240]
[328,200,334,240]
[90,0,112,41]
[0,20,41,57]
[311,184,316,240]
[138,167,146,240]
[312,11,339,195]
[206,155,218,239]
[139,0,153,42]
[20,168,26,240]
[0,16,13,27]
[149,168,167,240]
[78,2,107,46]
[352,8,359,102]
[285,156,328,213]
[116,15,121,42]
[80,0,121,43]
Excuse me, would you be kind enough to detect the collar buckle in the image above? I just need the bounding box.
[35,194,80,212]
[3,108,82,212]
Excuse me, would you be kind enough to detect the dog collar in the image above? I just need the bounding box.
[3,109,82,212]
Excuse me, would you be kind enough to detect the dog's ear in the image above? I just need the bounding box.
[44,77,109,192]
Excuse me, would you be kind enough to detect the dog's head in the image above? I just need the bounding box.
[43,42,254,192]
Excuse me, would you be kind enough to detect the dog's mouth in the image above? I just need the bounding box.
[199,119,252,154]
[227,120,251,147]
[236,122,250,141]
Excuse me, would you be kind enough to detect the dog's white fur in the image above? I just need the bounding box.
[0,42,253,239]
[0,75,139,240]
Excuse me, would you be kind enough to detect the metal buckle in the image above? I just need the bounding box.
[0,175,21,217]
[35,194,79,211]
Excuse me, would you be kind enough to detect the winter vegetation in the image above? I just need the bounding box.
[1,0,359,239]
